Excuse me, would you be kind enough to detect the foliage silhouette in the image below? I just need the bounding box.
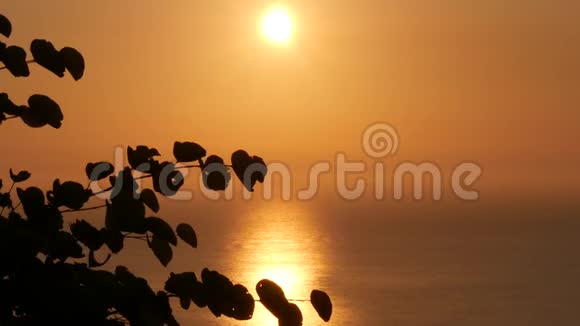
[0,13,333,325]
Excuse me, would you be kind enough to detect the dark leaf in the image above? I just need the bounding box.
[231,150,268,192]
[0,93,20,115]
[310,290,333,322]
[140,189,159,213]
[278,303,303,326]
[9,168,30,182]
[228,284,255,320]
[22,94,63,128]
[179,294,191,309]
[173,141,206,163]
[0,192,11,208]
[127,145,160,171]
[202,155,231,191]
[60,46,85,80]
[47,179,91,210]
[70,219,104,251]
[102,228,124,253]
[149,234,173,267]
[88,250,111,268]
[176,223,197,248]
[1,46,29,77]
[16,187,44,218]
[48,231,84,261]
[0,14,11,38]
[256,279,290,319]
[30,39,65,77]
[106,196,146,234]
[85,162,114,181]
[146,217,177,246]
[151,161,184,196]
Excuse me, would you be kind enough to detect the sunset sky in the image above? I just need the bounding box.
[3,2,580,325]
[1,0,579,201]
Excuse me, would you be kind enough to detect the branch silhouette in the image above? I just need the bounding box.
[0,12,333,326]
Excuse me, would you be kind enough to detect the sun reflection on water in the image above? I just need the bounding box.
[228,202,330,325]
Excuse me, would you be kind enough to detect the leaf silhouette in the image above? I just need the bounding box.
[310,290,332,322]
[231,150,267,192]
[127,145,160,171]
[10,169,31,183]
[151,161,184,196]
[22,94,64,129]
[0,14,11,37]
[85,162,114,181]
[88,250,111,268]
[1,46,30,77]
[202,155,231,191]
[176,223,197,248]
[256,279,289,319]
[47,179,91,210]
[102,228,124,253]
[140,189,160,213]
[173,141,206,163]
[146,217,177,246]
[59,47,85,80]
[71,219,104,251]
[30,39,65,77]
[47,231,84,261]
[0,93,20,116]
[0,192,11,208]
[278,303,303,326]
[148,234,173,267]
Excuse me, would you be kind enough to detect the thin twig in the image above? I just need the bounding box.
[0,59,36,70]
[60,204,107,213]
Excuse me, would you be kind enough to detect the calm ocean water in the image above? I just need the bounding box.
[104,199,580,325]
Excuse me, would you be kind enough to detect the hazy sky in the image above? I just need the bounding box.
[1,0,579,201]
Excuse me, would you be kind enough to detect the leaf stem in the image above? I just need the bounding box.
[0,59,36,71]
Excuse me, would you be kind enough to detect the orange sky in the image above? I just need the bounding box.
[1,0,579,201]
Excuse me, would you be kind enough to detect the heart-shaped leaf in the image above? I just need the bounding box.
[59,47,84,80]
[23,94,63,129]
[127,145,160,171]
[0,14,11,38]
[47,179,91,210]
[173,141,206,163]
[176,223,197,248]
[310,290,332,322]
[30,39,65,77]
[231,150,267,192]
[1,46,30,77]
[149,234,173,267]
[202,155,231,191]
[10,169,31,183]
[146,217,176,246]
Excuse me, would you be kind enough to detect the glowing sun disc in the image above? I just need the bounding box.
[261,7,293,44]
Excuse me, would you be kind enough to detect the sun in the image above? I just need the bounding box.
[261,6,293,45]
